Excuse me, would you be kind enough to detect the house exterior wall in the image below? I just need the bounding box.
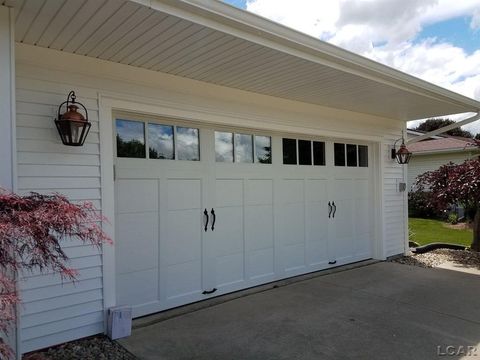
[407,151,479,190]
[15,43,407,353]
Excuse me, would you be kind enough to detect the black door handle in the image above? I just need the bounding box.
[332,201,337,218]
[203,209,209,232]
[328,201,332,218]
[329,260,337,265]
[211,208,216,231]
[202,288,217,295]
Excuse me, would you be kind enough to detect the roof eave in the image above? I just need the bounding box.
[134,0,480,116]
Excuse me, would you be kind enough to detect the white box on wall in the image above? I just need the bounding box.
[107,305,132,340]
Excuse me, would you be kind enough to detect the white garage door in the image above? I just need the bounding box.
[114,116,373,317]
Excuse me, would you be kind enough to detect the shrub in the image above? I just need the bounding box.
[447,213,459,225]
[0,191,111,359]
[408,190,443,219]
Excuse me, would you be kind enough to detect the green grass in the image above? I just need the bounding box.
[409,218,473,247]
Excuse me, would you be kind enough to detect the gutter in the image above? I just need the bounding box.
[407,112,480,145]
[411,148,480,156]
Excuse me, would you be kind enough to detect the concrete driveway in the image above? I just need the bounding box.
[120,262,480,360]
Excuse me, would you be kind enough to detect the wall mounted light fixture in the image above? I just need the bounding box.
[391,132,412,165]
[55,91,91,146]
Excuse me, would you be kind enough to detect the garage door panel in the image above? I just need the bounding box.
[167,179,202,210]
[215,179,243,207]
[306,179,328,202]
[117,268,158,308]
[282,243,306,272]
[278,179,304,204]
[333,178,353,200]
[246,179,273,206]
[355,179,369,200]
[116,212,158,274]
[215,253,244,288]
[278,202,305,246]
[165,209,202,266]
[247,248,274,280]
[116,179,158,213]
[355,233,372,258]
[211,206,244,255]
[164,260,202,300]
[245,205,273,251]
[306,203,329,265]
[355,198,370,235]
[307,239,328,266]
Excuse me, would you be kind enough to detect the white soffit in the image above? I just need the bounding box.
[5,0,480,120]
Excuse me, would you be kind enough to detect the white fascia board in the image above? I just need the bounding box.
[131,0,480,114]
[412,148,480,156]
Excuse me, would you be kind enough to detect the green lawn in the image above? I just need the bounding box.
[409,218,473,247]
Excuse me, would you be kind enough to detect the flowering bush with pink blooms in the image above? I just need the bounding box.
[0,191,111,359]
[416,159,480,251]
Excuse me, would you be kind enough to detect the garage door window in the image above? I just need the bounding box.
[284,138,325,166]
[347,144,357,167]
[358,145,368,167]
[255,136,272,164]
[116,119,146,158]
[216,132,272,164]
[215,132,234,162]
[148,124,174,160]
[282,138,297,165]
[235,133,254,163]
[313,141,325,166]
[177,127,200,161]
[298,140,312,165]
[335,143,369,167]
[116,119,199,161]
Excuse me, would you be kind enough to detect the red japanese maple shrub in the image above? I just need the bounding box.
[416,159,480,251]
[0,191,112,359]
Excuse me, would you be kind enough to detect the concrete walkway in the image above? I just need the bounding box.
[120,262,480,360]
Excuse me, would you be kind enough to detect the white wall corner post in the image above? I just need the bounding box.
[0,5,15,192]
[0,4,18,359]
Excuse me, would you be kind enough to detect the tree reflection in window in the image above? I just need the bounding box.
[116,119,146,158]
[255,136,272,164]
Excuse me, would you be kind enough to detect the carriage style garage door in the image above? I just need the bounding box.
[114,116,374,317]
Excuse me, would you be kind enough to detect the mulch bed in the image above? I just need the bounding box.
[23,335,136,360]
[390,248,480,269]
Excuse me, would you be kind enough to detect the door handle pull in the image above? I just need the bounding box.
[332,201,337,218]
[328,201,332,218]
[210,208,216,231]
[203,209,209,232]
[202,288,217,295]
[328,260,337,265]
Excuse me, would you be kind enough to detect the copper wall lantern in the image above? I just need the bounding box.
[55,91,91,146]
[391,134,412,165]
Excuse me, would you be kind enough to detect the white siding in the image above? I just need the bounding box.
[383,134,408,257]
[407,152,479,189]
[16,78,103,353]
[16,43,408,352]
